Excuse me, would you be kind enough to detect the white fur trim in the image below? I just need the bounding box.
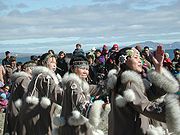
[63,73,89,94]
[40,97,51,109]
[53,115,66,126]
[165,94,180,134]
[115,94,127,107]
[123,89,136,102]
[14,99,22,108]
[11,71,30,82]
[32,66,59,84]
[68,110,88,126]
[148,68,179,93]
[147,125,165,135]
[89,100,104,127]
[56,73,62,83]
[121,70,145,93]
[92,129,104,135]
[107,69,118,78]
[26,96,39,105]
[107,69,118,90]
[107,75,117,90]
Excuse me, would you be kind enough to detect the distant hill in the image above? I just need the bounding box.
[130,41,180,50]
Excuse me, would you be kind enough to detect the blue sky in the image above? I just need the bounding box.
[0,0,180,54]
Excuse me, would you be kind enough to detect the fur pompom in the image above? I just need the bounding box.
[26,96,39,105]
[68,110,88,126]
[14,99,22,108]
[115,94,127,107]
[89,100,104,127]
[40,97,51,109]
[123,89,136,102]
[165,94,180,134]
[72,110,81,119]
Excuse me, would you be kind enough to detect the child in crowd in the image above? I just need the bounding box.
[0,93,8,112]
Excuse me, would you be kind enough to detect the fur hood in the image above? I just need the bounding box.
[11,71,30,82]
[32,66,60,85]
[62,73,89,94]
[147,67,179,93]
[121,70,145,93]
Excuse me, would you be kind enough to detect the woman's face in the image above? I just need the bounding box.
[74,67,89,79]
[46,57,57,72]
[126,48,143,73]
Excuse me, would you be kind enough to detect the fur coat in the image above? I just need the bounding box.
[107,68,179,135]
[16,66,63,135]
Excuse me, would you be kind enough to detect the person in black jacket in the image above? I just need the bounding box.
[73,43,85,56]
[56,51,68,77]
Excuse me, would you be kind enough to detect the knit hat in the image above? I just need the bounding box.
[70,55,89,69]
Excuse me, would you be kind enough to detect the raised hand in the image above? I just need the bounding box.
[152,44,164,73]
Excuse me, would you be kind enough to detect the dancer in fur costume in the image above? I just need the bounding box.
[4,61,37,135]
[17,53,63,135]
[59,55,107,135]
[108,46,179,135]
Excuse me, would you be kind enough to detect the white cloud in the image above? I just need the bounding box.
[0,0,180,53]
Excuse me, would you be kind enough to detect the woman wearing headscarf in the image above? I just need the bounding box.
[107,46,179,135]
[17,53,63,135]
[59,55,108,135]
[4,61,37,135]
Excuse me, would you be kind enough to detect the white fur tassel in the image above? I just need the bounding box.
[14,99,22,108]
[115,94,127,107]
[147,125,165,135]
[116,89,136,108]
[123,89,136,102]
[165,94,180,134]
[68,110,88,126]
[40,97,51,109]
[26,96,39,105]
[89,100,104,127]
